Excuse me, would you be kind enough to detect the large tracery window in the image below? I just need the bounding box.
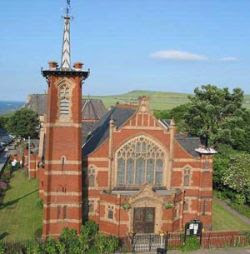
[116,136,165,187]
[59,84,70,115]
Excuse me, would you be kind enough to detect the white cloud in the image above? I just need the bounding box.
[219,57,238,62]
[150,50,208,61]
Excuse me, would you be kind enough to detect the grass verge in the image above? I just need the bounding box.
[0,169,42,242]
[212,198,250,231]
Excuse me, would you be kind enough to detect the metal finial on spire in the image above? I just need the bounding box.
[61,0,71,70]
[66,0,71,17]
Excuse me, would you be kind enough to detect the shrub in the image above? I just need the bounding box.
[235,193,246,205]
[79,221,99,252]
[34,227,42,240]
[0,241,5,254]
[181,236,200,252]
[0,221,120,254]
[95,234,119,254]
[59,228,81,254]
[35,198,43,209]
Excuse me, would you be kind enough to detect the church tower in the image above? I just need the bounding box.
[42,1,89,238]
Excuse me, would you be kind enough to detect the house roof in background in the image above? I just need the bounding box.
[82,98,107,120]
[25,94,107,120]
[26,94,47,116]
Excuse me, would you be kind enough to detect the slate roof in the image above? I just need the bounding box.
[159,119,171,129]
[0,128,13,146]
[25,94,107,120]
[175,134,201,158]
[83,106,136,156]
[82,108,202,158]
[26,94,47,116]
[82,99,107,121]
[82,122,96,144]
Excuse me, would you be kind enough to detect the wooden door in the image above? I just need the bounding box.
[133,207,155,233]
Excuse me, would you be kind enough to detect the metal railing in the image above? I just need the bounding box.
[130,233,166,253]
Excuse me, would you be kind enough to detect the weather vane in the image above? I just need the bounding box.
[65,0,71,17]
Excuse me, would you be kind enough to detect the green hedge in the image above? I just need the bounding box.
[0,221,119,254]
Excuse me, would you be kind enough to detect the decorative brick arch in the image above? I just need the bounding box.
[113,134,170,188]
[55,78,74,122]
[128,184,165,234]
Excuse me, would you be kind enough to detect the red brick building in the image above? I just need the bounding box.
[38,1,216,239]
[82,97,216,237]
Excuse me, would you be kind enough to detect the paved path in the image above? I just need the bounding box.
[214,197,250,225]
[168,247,250,253]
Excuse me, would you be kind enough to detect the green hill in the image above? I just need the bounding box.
[84,90,250,110]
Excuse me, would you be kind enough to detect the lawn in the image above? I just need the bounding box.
[0,170,42,242]
[85,90,250,110]
[212,198,250,231]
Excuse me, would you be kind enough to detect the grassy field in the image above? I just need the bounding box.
[0,170,42,242]
[85,90,250,110]
[212,199,249,231]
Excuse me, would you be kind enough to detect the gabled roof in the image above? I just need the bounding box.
[82,106,202,158]
[175,133,201,158]
[82,106,136,156]
[82,99,107,121]
[25,94,107,120]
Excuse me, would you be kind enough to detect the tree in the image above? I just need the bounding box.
[154,104,190,132]
[6,108,39,138]
[184,84,245,147]
[222,152,250,203]
[169,103,190,132]
[154,110,170,120]
[213,144,239,190]
[0,115,10,130]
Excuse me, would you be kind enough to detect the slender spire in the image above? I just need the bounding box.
[61,0,71,70]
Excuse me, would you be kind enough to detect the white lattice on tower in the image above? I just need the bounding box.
[61,0,71,70]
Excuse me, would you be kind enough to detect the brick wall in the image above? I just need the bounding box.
[166,231,250,249]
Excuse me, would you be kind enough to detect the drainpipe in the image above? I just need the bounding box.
[169,119,176,189]
[28,136,31,180]
[108,119,115,192]
[181,190,186,230]
[118,194,121,238]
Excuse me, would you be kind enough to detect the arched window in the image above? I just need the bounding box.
[184,167,191,187]
[59,84,70,115]
[116,136,165,187]
[88,166,95,187]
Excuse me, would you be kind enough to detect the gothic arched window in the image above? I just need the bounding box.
[116,136,165,187]
[88,166,96,187]
[184,167,191,187]
[59,84,70,115]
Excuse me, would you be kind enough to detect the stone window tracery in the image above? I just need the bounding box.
[116,136,165,187]
[59,84,70,115]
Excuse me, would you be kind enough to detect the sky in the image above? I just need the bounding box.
[1,0,250,101]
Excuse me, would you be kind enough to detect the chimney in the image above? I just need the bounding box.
[48,61,58,70]
[73,62,84,71]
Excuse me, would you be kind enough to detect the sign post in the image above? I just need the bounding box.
[184,219,203,244]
